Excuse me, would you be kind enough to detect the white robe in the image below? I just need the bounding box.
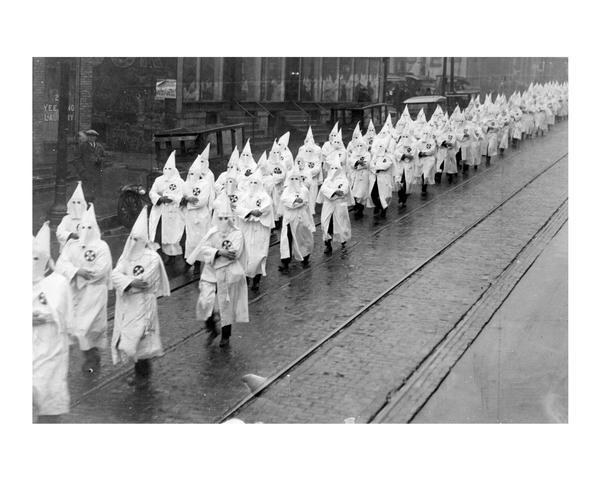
[349,151,373,205]
[369,153,395,209]
[111,249,170,364]
[279,184,315,260]
[188,226,249,327]
[55,238,112,350]
[33,273,72,416]
[235,190,274,277]
[149,174,186,255]
[317,172,353,244]
[183,180,214,261]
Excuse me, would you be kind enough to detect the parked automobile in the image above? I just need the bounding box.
[402,95,447,120]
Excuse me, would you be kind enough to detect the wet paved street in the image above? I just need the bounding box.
[412,224,568,423]
[62,122,568,423]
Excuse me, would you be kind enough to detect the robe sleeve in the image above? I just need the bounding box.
[318,181,337,200]
[85,243,113,284]
[256,194,272,215]
[111,259,134,294]
[55,247,79,282]
[187,231,218,265]
[377,157,393,172]
[235,197,253,219]
[229,230,245,260]
[149,178,161,205]
[56,216,73,248]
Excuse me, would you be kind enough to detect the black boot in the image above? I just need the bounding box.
[324,240,333,254]
[279,258,291,273]
[485,156,491,166]
[354,203,364,219]
[251,274,261,292]
[205,314,220,345]
[193,261,202,275]
[421,183,428,196]
[474,165,478,171]
[127,358,151,387]
[302,255,310,268]
[380,208,387,218]
[220,325,231,348]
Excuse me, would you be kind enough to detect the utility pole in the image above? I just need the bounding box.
[441,57,447,95]
[450,57,455,93]
[49,58,71,227]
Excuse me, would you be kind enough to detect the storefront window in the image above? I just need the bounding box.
[182,58,199,102]
[368,58,380,103]
[321,58,339,102]
[261,57,285,102]
[300,57,321,101]
[199,58,223,101]
[338,58,354,102]
[354,58,369,102]
[239,57,261,101]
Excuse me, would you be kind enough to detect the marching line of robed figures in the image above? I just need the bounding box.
[32,81,567,422]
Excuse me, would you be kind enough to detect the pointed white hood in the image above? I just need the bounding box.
[78,203,102,248]
[304,126,315,145]
[328,122,339,143]
[187,143,211,182]
[239,139,257,177]
[278,131,290,150]
[67,181,87,219]
[33,221,51,283]
[162,150,180,180]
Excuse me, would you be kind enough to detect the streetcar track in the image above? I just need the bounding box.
[215,153,567,423]
[71,137,567,409]
[371,200,568,424]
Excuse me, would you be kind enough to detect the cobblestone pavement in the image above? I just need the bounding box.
[234,160,567,423]
[62,122,568,423]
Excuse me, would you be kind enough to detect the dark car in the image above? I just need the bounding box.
[402,95,447,120]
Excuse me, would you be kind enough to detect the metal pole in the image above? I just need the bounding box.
[450,57,455,92]
[49,58,71,227]
[441,57,447,95]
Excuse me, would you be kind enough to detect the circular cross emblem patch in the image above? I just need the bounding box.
[133,265,145,276]
[273,167,282,175]
[407,147,412,153]
[38,292,47,305]
[169,183,177,191]
[229,194,238,204]
[192,187,201,196]
[245,169,252,177]
[222,239,232,250]
[426,143,432,149]
[256,199,262,207]
[308,162,315,169]
[84,250,96,262]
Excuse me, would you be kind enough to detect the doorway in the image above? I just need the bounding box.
[285,57,301,102]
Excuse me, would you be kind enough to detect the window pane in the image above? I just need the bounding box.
[354,58,369,102]
[300,57,320,101]
[368,58,380,103]
[262,57,284,102]
[321,58,339,102]
[339,58,354,102]
[182,58,198,103]
[239,57,261,101]
[199,58,223,101]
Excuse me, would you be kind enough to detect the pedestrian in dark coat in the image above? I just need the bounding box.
[76,129,105,202]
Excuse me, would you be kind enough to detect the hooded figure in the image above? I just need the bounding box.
[187,199,249,348]
[320,122,339,168]
[111,206,170,385]
[324,131,348,178]
[317,158,353,254]
[346,122,363,158]
[56,181,88,250]
[279,166,315,272]
[33,222,73,420]
[268,142,287,223]
[277,131,294,171]
[364,120,377,149]
[440,129,459,181]
[349,134,373,217]
[296,139,322,214]
[183,147,216,267]
[55,203,112,373]
[416,134,437,193]
[369,135,395,216]
[216,147,239,193]
[394,133,418,207]
[237,140,258,189]
[256,151,275,198]
[149,151,186,256]
[235,171,275,291]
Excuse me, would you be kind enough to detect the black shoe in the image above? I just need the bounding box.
[219,337,230,348]
[302,255,310,268]
[398,202,406,209]
[380,208,387,218]
[193,262,202,275]
[278,262,290,273]
[373,206,381,215]
[324,240,333,254]
[474,165,478,171]
[251,275,261,292]
[341,242,347,249]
